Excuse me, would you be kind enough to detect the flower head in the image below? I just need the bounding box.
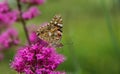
[29,31,38,43]
[0,1,10,13]
[21,0,46,5]
[0,1,19,28]
[0,10,19,29]
[11,38,65,74]
[0,28,19,50]
[22,7,40,20]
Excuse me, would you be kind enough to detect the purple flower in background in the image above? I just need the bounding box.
[11,38,65,74]
[0,10,19,28]
[21,0,45,5]
[6,10,19,23]
[0,28,19,50]
[29,31,37,43]
[0,1,10,13]
[0,1,19,29]
[22,7,40,20]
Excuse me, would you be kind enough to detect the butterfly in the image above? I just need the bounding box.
[36,15,63,48]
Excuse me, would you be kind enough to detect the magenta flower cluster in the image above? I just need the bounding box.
[29,31,37,43]
[11,38,65,74]
[0,1,20,61]
[0,0,44,55]
[0,1,9,13]
[0,28,19,50]
[21,0,45,5]
[0,2,18,28]
[0,0,66,73]
[22,7,40,20]
[20,0,44,20]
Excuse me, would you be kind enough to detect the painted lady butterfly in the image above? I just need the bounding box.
[37,15,63,48]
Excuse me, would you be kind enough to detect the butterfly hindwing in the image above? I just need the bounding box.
[37,15,63,48]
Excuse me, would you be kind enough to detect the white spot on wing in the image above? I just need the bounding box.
[58,24,63,27]
[48,32,52,36]
[54,21,57,24]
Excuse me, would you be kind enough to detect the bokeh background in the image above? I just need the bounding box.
[1,0,120,74]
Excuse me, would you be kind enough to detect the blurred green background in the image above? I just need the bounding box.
[1,0,120,74]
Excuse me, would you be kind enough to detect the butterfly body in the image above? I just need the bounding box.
[37,15,63,48]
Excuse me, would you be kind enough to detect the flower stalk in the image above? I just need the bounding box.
[16,0,31,45]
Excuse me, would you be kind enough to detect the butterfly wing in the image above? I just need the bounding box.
[37,15,63,48]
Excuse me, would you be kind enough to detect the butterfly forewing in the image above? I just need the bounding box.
[37,15,63,48]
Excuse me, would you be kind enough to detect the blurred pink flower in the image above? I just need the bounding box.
[0,1,10,13]
[0,10,19,29]
[21,0,45,5]
[0,28,19,50]
[0,1,19,29]
[22,7,40,20]
[29,32,37,43]
[11,38,65,74]
[6,10,19,23]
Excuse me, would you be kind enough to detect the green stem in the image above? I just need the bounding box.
[16,0,31,45]
[100,0,119,52]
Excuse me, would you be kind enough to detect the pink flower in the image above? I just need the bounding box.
[0,28,19,50]
[36,68,66,74]
[0,1,10,13]
[21,0,45,5]
[29,32,37,43]
[0,10,19,28]
[27,24,39,43]
[0,1,19,29]
[6,10,19,23]
[22,7,40,20]
[0,1,18,28]
[11,38,65,74]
